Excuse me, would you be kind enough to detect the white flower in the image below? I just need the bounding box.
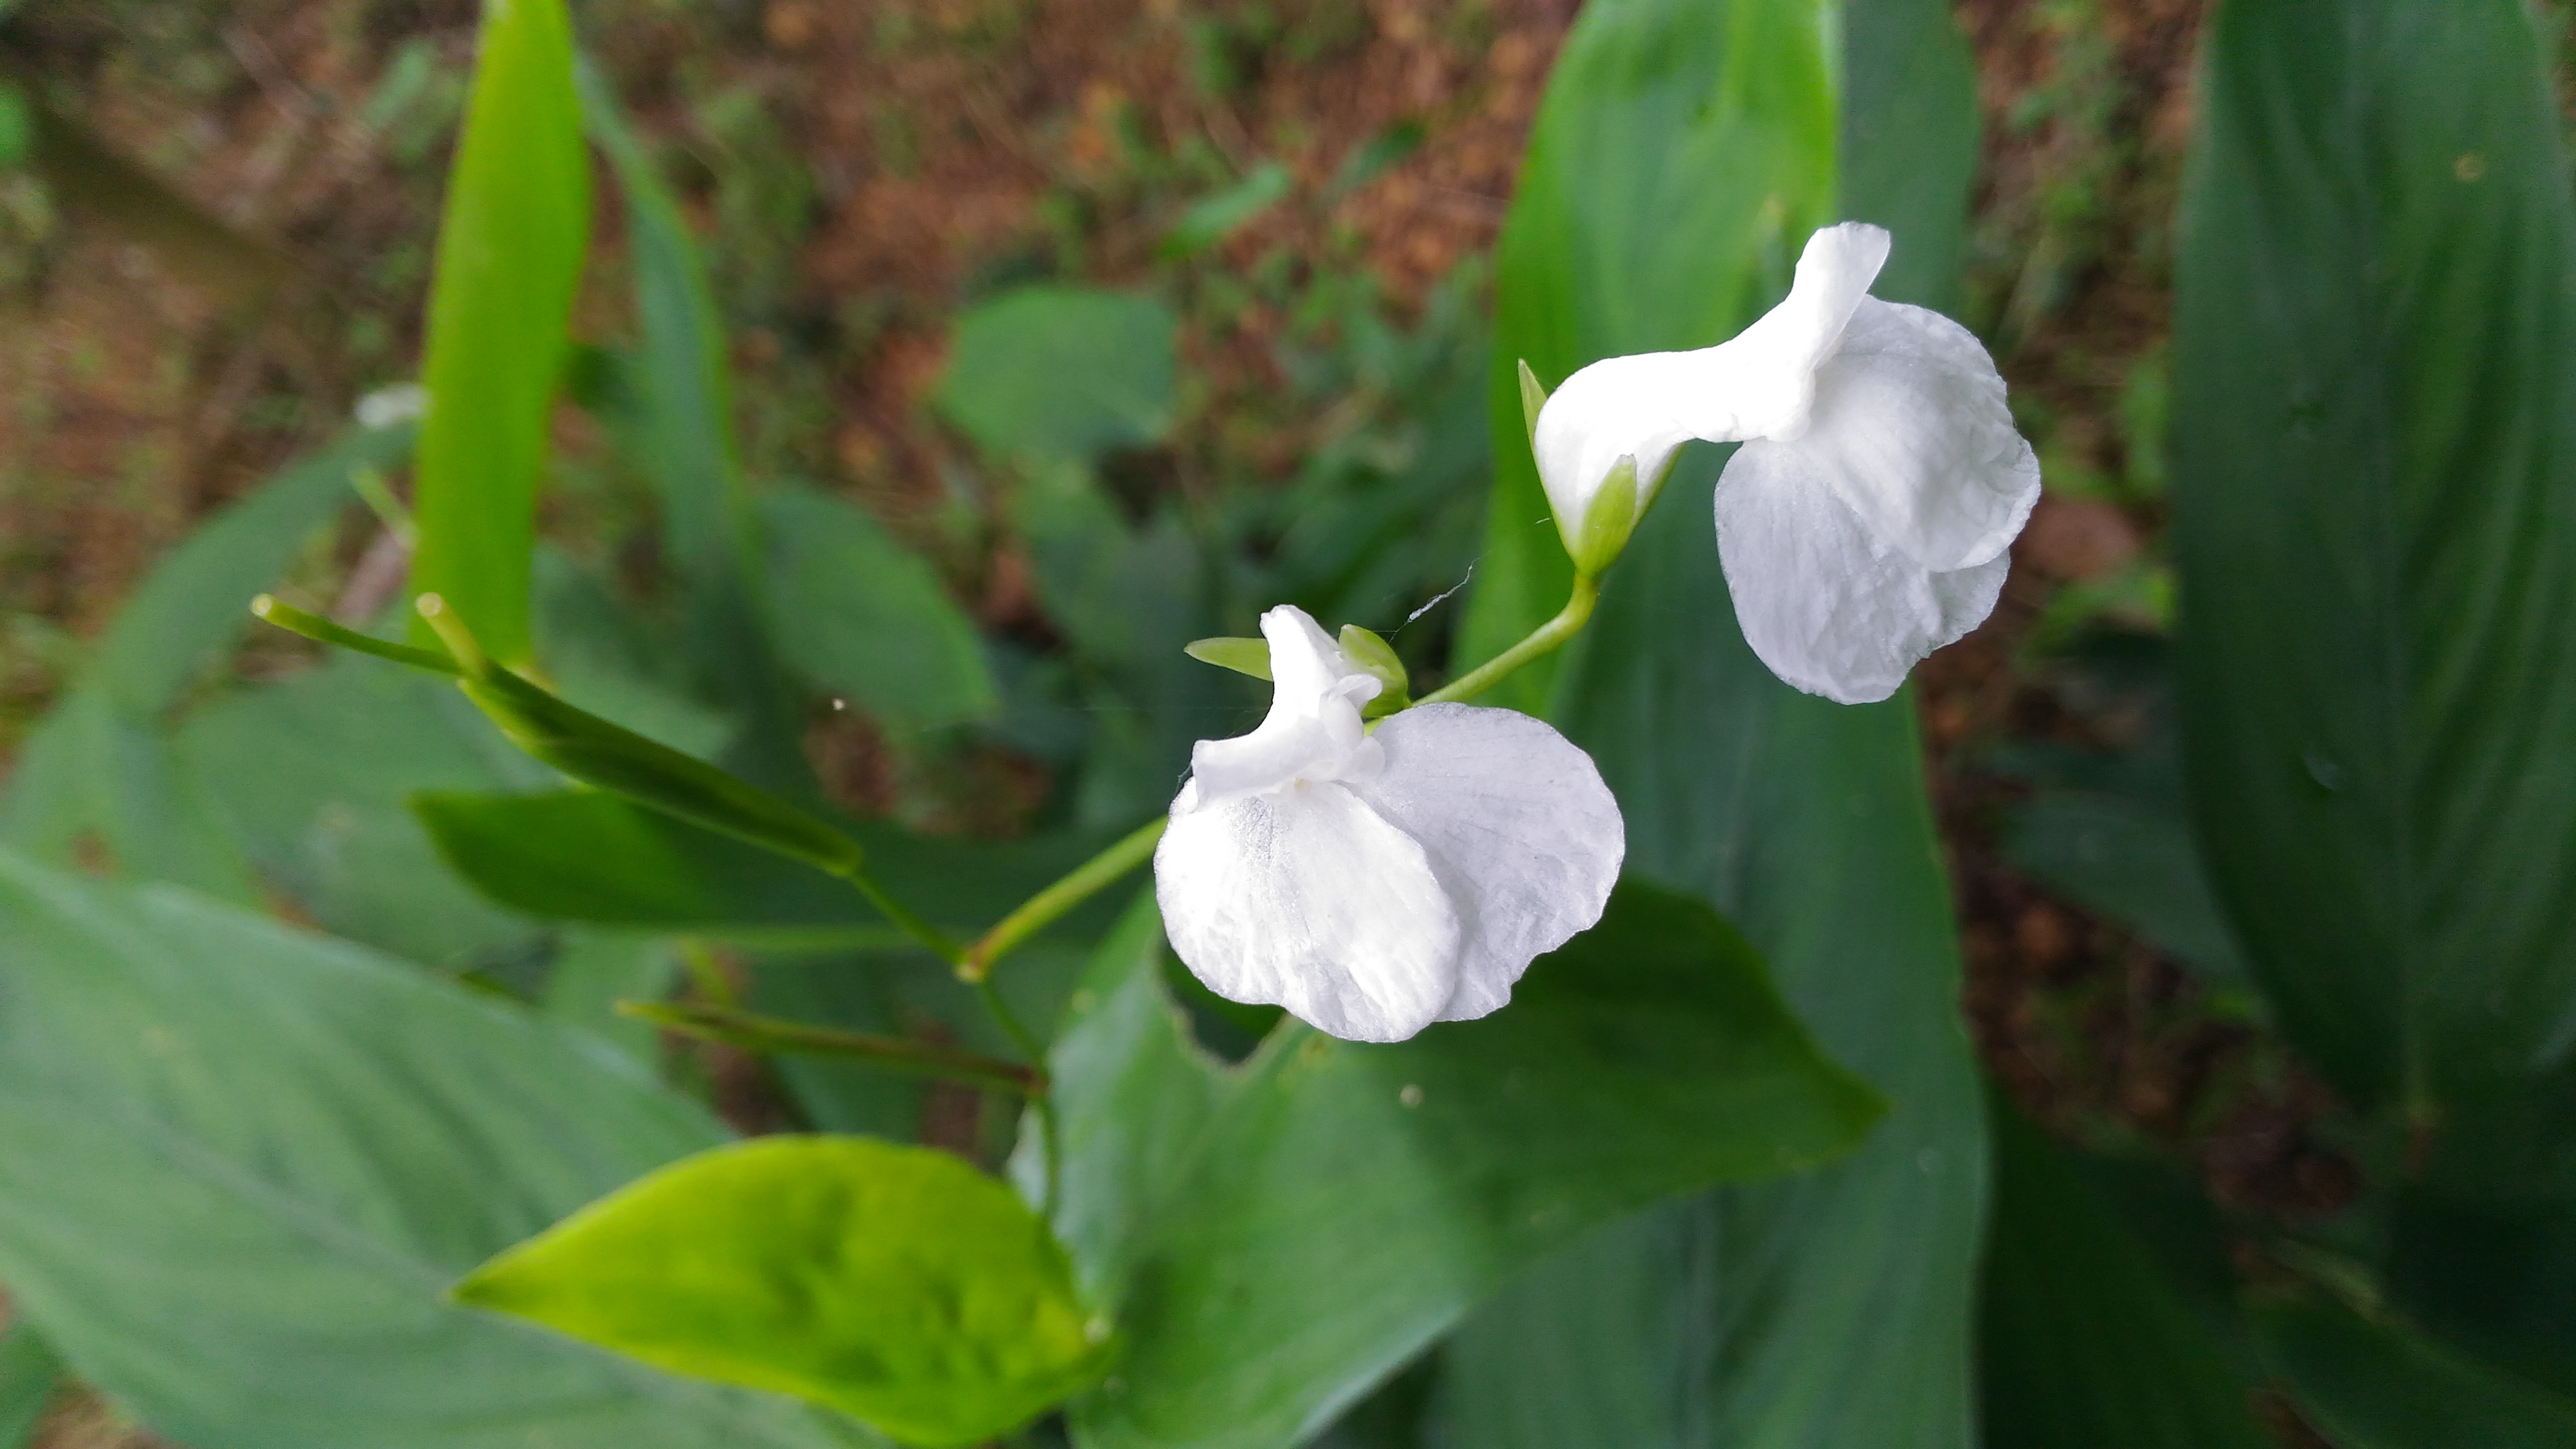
[354,383,430,430]
[1153,606,1624,1043]
[1532,222,2041,704]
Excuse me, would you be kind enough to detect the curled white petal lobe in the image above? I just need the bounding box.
[1187,606,1382,808]
[1348,704,1624,1023]
[1791,299,2040,571]
[1155,782,1462,1043]
[1715,442,2014,705]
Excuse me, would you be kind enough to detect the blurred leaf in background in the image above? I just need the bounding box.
[1441,2,1990,1447]
[2175,0,2576,1409]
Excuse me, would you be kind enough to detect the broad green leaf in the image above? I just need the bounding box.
[1452,0,1837,714]
[175,653,547,967]
[0,1322,60,1449]
[2256,1295,2576,1448]
[545,930,681,1067]
[458,1136,1112,1448]
[0,847,873,1449]
[578,66,809,790]
[408,0,591,665]
[92,422,409,716]
[2002,790,2253,992]
[936,288,1177,464]
[1442,2,1988,1447]
[0,423,411,903]
[756,487,997,734]
[1049,880,1884,1449]
[411,787,1119,946]
[533,548,735,760]
[1977,1102,2269,1449]
[2171,0,2576,1115]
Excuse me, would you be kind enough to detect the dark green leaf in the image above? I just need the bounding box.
[2172,0,2576,1114]
[2002,790,2253,992]
[411,787,1118,947]
[545,930,680,1067]
[408,0,591,664]
[1978,1102,2270,1449]
[936,288,1176,464]
[0,1321,61,1449]
[0,847,871,1449]
[1441,2,1989,1446]
[1049,881,1884,1449]
[2256,1294,2576,1448]
[756,487,997,734]
[458,1137,1111,1448]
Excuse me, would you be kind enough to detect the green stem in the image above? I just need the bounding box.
[960,816,1168,984]
[836,866,967,969]
[1418,573,1600,707]
[621,999,1046,1096]
[974,977,1063,1223]
[251,594,459,674]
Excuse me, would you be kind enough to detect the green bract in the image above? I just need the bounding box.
[453,1136,1114,1448]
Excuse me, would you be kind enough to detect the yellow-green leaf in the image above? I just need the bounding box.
[455,1136,1114,1448]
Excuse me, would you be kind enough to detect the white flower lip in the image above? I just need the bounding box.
[1533,222,2040,704]
[1155,605,1625,1043]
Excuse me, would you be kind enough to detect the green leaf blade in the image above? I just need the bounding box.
[0,847,863,1449]
[1052,879,1882,1449]
[457,1136,1111,1448]
[935,288,1177,465]
[2172,0,2576,1113]
[408,0,592,665]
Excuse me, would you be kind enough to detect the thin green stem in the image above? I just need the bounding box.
[675,938,736,1008]
[975,977,1063,1223]
[251,594,459,674]
[960,816,1168,984]
[623,999,1045,1096]
[836,866,967,969]
[1418,573,1600,707]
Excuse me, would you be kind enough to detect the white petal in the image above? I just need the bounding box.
[1530,223,1892,540]
[1715,441,2012,704]
[1346,704,1624,1023]
[1154,780,1462,1043]
[1787,297,2041,571]
[1186,606,1384,809]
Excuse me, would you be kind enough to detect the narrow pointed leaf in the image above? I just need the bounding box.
[408,0,591,664]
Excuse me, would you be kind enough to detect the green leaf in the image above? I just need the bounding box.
[1162,161,1292,258]
[411,788,1119,948]
[2002,790,2253,992]
[175,653,553,967]
[1453,0,1836,714]
[0,847,870,1449]
[408,0,591,665]
[94,423,409,717]
[936,288,1177,464]
[577,66,808,790]
[756,487,997,734]
[2171,0,2576,1115]
[1048,881,1884,1448]
[1441,2,1988,1447]
[545,930,681,1067]
[458,1137,1111,1448]
[0,423,412,903]
[1977,1102,2270,1449]
[0,1321,62,1449]
[2256,1295,2576,1448]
